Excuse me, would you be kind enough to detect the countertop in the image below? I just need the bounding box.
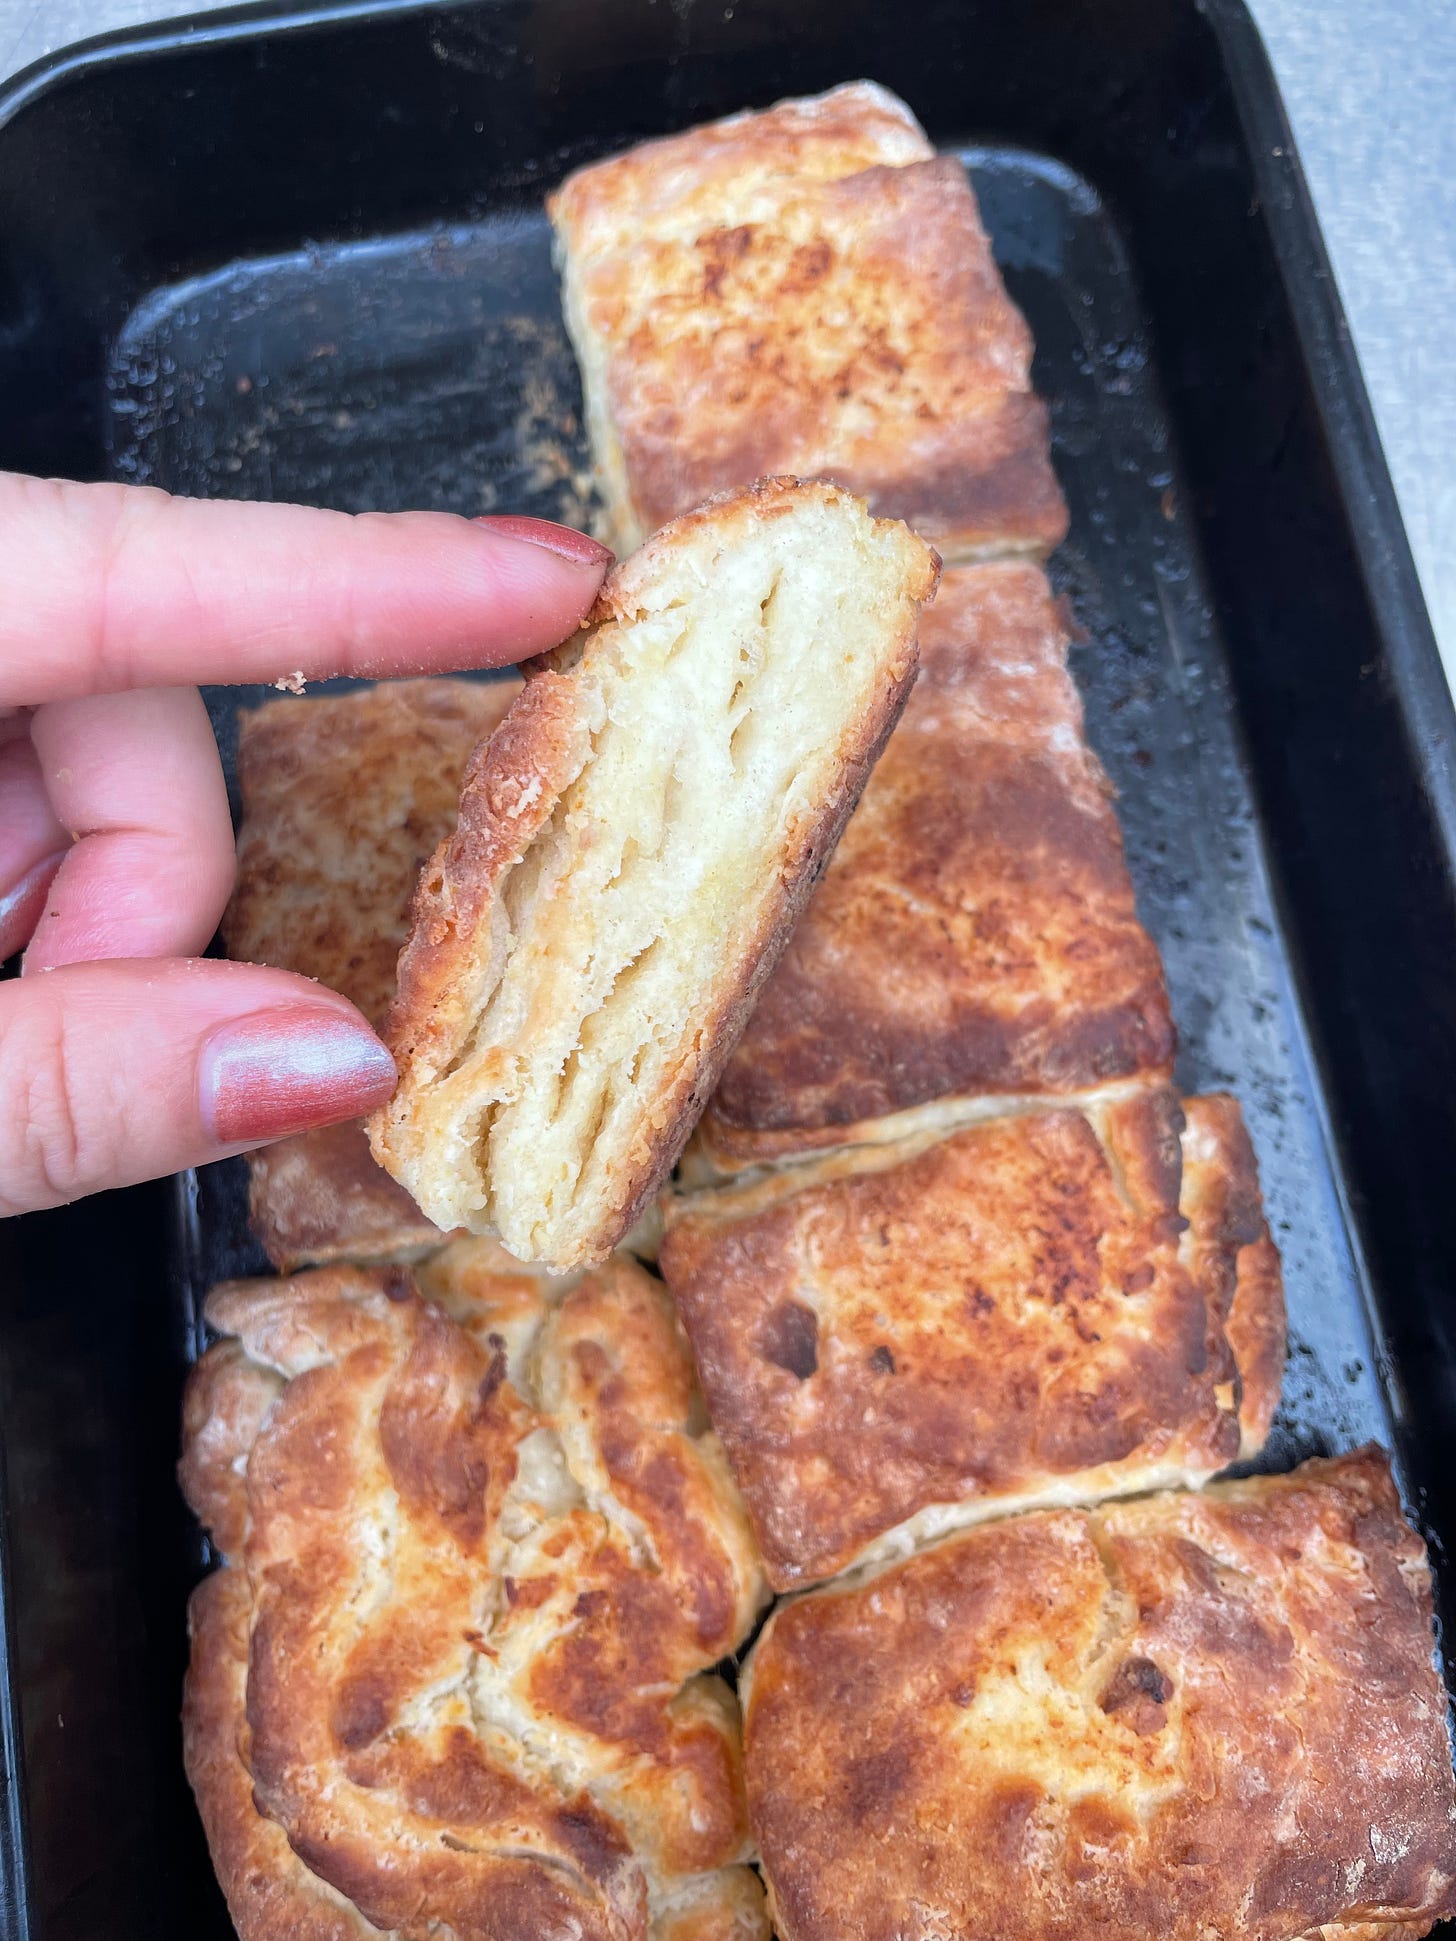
[1,0,1452,685]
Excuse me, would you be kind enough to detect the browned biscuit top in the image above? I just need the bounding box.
[697,564,1172,1168]
[225,677,519,1027]
[661,1088,1284,1589]
[222,678,517,1267]
[241,1122,443,1273]
[558,134,1066,557]
[180,1253,768,1941]
[184,1568,392,1941]
[549,81,935,253]
[744,1447,1456,1941]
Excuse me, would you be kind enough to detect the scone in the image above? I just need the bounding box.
[180,1250,770,1941]
[224,677,520,1269]
[550,83,1066,560]
[660,1090,1284,1589]
[368,478,939,1271]
[742,1447,1456,1941]
[691,562,1173,1175]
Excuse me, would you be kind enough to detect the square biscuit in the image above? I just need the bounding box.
[551,86,1066,561]
[661,1089,1284,1590]
[223,677,519,1269]
[743,1447,1456,1941]
[692,563,1174,1175]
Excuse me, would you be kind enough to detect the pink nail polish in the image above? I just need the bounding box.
[198,1007,397,1146]
[0,849,66,964]
[476,514,614,569]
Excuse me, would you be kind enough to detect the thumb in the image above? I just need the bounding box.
[0,958,396,1217]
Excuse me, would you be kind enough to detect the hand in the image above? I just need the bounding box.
[0,473,611,1218]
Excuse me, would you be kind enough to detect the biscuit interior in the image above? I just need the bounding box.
[370,479,937,1270]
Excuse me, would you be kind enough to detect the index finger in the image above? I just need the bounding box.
[0,475,612,707]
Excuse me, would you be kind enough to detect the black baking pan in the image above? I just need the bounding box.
[1,0,1454,1934]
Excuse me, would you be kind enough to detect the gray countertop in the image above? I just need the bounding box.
[2,0,1452,686]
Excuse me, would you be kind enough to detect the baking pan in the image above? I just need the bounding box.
[1,0,1454,1933]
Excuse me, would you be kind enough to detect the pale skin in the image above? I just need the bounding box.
[0,472,612,1219]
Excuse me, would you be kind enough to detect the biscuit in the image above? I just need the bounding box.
[742,1447,1456,1941]
[660,1089,1284,1589]
[692,563,1173,1175]
[224,678,519,1268]
[550,85,1066,559]
[181,1250,769,1941]
[368,479,938,1270]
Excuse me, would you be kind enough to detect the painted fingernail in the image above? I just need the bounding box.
[0,849,66,964]
[198,1006,397,1146]
[476,515,613,569]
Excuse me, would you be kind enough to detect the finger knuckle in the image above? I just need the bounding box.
[0,989,92,1213]
[40,476,172,691]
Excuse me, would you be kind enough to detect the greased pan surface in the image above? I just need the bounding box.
[0,2,1454,1935]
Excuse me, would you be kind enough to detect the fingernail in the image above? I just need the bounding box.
[476,515,613,569]
[199,1006,397,1146]
[0,849,66,964]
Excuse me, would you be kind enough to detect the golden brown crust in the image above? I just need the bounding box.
[660,1089,1284,1589]
[226,678,521,1029]
[369,479,938,1268]
[183,1569,387,1941]
[223,677,518,1269]
[1178,1093,1287,1455]
[549,82,935,256]
[554,119,1066,560]
[243,1123,444,1272]
[695,564,1174,1171]
[177,1340,282,1559]
[745,1448,1456,1941]
[181,1254,768,1940]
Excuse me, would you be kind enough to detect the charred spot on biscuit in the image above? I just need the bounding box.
[383,1265,414,1304]
[477,1340,508,1408]
[1099,1653,1173,1733]
[551,1803,632,1882]
[330,1674,392,1751]
[759,1300,819,1380]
